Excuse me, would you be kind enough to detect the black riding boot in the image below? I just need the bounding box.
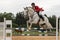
[39,15,44,21]
[37,12,44,21]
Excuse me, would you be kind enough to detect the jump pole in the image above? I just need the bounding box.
[56,17,58,40]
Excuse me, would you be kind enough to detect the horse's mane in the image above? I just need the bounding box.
[24,7,34,12]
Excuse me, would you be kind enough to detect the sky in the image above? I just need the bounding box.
[0,0,60,17]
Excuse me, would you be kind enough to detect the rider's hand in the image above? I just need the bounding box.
[40,8,44,11]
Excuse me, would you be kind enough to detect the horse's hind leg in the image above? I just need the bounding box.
[40,23,47,29]
[42,25,47,29]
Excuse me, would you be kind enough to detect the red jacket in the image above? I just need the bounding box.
[34,6,44,12]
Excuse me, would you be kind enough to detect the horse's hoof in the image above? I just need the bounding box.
[28,28,31,31]
[27,30,29,31]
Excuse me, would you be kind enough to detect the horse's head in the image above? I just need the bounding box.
[23,7,34,18]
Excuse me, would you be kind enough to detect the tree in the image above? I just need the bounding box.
[15,12,27,27]
[48,15,56,28]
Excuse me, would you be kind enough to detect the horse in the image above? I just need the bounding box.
[23,7,53,31]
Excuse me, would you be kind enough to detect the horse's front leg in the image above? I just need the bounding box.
[27,21,32,31]
[28,23,32,31]
[27,21,28,28]
[27,21,29,31]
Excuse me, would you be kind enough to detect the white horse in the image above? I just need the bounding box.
[23,7,53,31]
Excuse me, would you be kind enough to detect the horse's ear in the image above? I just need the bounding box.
[26,7,28,10]
[24,7,28,10]
[24,8,26,10]
[29,7,32,8]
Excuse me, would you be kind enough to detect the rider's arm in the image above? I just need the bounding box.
[35,6,40,12]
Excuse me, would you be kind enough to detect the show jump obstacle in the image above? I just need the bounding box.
[0,18,12,40]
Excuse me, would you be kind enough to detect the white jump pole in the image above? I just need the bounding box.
[56,17,58,40]
[4,18,6,40]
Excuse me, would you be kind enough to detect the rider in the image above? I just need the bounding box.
[31,3,44,21]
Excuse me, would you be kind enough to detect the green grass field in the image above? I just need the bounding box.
[12,29,56,36]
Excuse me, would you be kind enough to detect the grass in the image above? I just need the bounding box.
[12,27,56,36]
[12,30,49,36]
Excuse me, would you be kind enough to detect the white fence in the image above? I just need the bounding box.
[0,18,12,40]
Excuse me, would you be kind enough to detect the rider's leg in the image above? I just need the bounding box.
[39,15,44,21]
[37,12,44,21]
